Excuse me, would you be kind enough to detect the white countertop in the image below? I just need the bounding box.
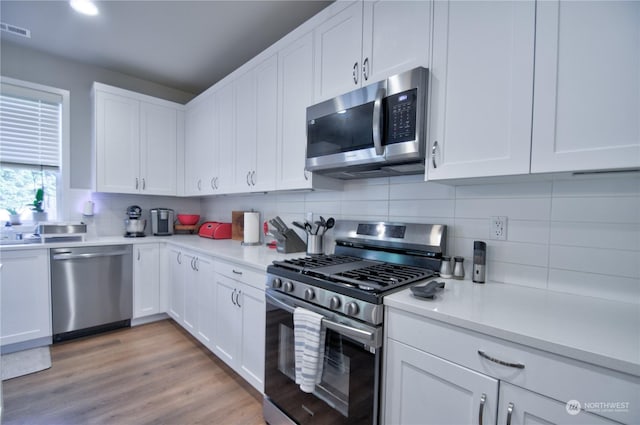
[384,279,640,377]
[3,236,638,377]
[0,234,302,271]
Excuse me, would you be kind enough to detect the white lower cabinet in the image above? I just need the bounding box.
[385,339,498,425]
[213,260,265,393]
[133,244,161,319]
[0,249,51,351]
[384,308,638,425]
[167,247,185,322]
[497,382,619,425]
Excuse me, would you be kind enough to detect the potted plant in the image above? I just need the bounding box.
[5,207,22,225]
[31,187,48,222]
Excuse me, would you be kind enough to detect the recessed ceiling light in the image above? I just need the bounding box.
[69,0,99,16]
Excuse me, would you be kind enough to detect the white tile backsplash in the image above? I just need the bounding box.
[196,174,639,304]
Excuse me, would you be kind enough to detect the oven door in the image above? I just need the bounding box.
[264,289,381,425]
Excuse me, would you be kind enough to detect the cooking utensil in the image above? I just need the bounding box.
[269,218,285,233]
[304,221,313,234]
[292,221,307,232]
[274,216,288,231]
[322,217,335,235]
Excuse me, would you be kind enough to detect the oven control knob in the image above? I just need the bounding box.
[283,281,294,293]
[346,302,359,316]
[329,296,341,310]
[304,288,315,300]
[272,278,282,289]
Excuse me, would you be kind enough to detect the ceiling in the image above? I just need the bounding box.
[0,0,332,95]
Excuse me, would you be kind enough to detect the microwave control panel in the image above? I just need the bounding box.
[385,88,418,144]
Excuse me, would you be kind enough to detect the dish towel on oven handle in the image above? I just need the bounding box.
[293,307,326,393]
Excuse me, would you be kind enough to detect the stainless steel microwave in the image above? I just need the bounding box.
[306,67,428,179]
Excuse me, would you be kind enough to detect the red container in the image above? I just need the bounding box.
[177,214,200,225]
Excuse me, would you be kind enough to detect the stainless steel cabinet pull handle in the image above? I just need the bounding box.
[215,177,219,189]
[211,177,216,190]
[251,171,256,185]
[194,258,199,271]
[353,61,359,85]
[190,257,195,270]
[177,252,182,264]
[478,393,486,425]
[137,249,141,261]
[232,269,243,275]
[506,402,514,425]
[363,57,369,81]
[231,288,237,306]
[135,178,139,190]
[246,171,251,186]
[236,290,242,308]
[304,169,309,181]
[431,141,438,169]
[142,178,146,190]
[477,350,525,369]
[197,179,202,191]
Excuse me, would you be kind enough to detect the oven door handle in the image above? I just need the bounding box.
[265,291,378,346]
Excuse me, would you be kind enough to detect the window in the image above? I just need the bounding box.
[0,78,67,224]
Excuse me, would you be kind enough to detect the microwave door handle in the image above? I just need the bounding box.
[372,87,386,156]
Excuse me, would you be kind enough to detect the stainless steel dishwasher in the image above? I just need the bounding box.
[50,245,133,342]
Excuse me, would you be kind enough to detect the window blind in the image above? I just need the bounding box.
[0,82,62,169]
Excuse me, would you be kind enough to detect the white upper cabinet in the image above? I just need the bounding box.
[235,54,278,192]
[216,80,237,193]
[184,92,216,196]
[314,0,431,102]
[361,0,431,85]
[94,83,182,195]
[531,0,640,173]
[277,31,316,191]
[427,0,536,180]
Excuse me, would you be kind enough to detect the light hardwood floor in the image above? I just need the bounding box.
[2,320,265,425]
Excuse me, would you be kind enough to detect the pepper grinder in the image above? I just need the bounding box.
[473,241,487,283]
[453,256,465,280]
[439,255,453,278]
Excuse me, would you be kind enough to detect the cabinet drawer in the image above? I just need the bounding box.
[386,308,639,423]
[215,259,265,289]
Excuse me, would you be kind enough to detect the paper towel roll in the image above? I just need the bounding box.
[243,212,260,244]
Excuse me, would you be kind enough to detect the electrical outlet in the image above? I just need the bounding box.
[491,216,507,240]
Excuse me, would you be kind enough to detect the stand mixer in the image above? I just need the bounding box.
[124,205,146,237]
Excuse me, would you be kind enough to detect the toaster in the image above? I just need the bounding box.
[198,222,232,239]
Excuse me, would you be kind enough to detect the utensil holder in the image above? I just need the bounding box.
[306,234,324,255]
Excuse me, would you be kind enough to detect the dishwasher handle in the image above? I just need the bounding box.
[52,250,131,261]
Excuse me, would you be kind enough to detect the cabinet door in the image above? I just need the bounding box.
[184,94,215,195]
[427,0,535,180]
[384,339,498,425]
[216,81,237,193]
[167,248,184,322]
[252,54,278,192]
[362,0,431,85]
[95,91,140,193]
[531,1,640,173]
[277,32,315,190]
[0,250,51,347]
[213,273,240,366]
[140,102,177,195]
[182,252,199,335]
[133,244,160,319]
[238,283,266,392]
[235,70,257,192]
[314,1,364,102]
[196,256,216,350]
[498,382,620,425]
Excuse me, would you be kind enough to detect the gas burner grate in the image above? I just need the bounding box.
[272,255,360,272]
[333,263,433,291]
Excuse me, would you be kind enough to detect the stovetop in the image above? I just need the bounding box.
[268,254,435,304]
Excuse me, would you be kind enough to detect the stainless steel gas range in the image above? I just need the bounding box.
[263,220,447,425]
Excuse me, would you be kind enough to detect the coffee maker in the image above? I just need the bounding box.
[150,208,174,236]
[124,205,146,237]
